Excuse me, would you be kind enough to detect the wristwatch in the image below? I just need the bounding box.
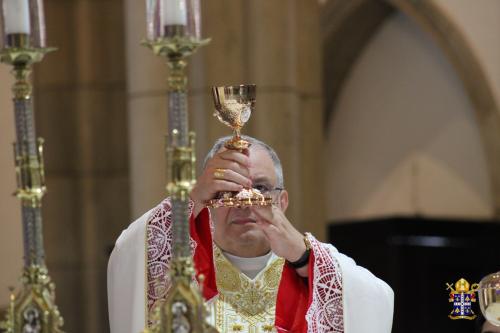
[287,234,312,269]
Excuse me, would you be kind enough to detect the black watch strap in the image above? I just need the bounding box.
[287,248,311,269]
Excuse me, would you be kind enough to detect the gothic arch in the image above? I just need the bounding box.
[322,0,500,215]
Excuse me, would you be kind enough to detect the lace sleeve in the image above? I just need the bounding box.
[145,199,197,318]
[305,233,344,333]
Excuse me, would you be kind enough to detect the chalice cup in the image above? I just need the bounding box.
[206,84,272,208]
[478,272,500,327]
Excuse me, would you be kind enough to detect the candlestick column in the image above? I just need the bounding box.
[0,0,64,332]
[141,0,215,332]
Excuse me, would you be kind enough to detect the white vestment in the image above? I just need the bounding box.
[108,205,394,333]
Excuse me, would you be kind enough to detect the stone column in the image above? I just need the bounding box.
[32,0,129,332]
[125,0,168,219]
[126,0,326,239]
[0,63,23,309]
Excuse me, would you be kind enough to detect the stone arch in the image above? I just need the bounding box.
[322,0,500,215]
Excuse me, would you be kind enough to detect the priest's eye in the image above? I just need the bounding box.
[253,184,271,193]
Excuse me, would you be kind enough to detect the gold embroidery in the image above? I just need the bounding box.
[232,324,243,331]
[215,258,241,292]
[212,246,284,333]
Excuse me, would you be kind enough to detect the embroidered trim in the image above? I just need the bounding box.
[145,199,196,322]
[305,234,344,333]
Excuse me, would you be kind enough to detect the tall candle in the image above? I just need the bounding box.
[3,0,31,34]
[162,0,187,26]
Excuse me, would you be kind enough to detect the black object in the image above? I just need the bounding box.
[287,248,311,269]
[328,216,500,333]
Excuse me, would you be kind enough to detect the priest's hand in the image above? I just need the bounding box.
[190,149,252,217]
[252,205,309,278]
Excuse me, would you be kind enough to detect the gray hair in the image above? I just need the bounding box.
[203,135,284,188]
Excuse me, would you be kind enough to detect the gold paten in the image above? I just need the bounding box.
[0,35,63,333]
[205,195,273,209]
[212,246,284,332]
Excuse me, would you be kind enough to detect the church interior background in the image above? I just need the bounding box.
[1,0,499,332]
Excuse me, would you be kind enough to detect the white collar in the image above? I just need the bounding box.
[222,250,275,279]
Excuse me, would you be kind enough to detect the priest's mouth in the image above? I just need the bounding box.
[231,218,257,225]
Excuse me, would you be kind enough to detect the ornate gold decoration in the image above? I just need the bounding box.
[212,246,284,332]
[1,266,64,333]
[0,34,63,333]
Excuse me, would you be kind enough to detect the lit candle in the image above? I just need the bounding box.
[162,0,187,26]
[3,0,31,34]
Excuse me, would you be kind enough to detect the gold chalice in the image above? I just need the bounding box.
[478,272,500,327]
[206,84,272,208]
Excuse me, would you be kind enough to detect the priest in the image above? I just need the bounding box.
[108,136,394,333]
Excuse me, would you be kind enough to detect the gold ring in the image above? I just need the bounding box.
[214,168,226,179]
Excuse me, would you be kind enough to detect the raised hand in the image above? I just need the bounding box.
[190,149,252,217]
[251,204,309,277]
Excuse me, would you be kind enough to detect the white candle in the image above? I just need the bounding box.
[3,0,31,34]
[162,0,187,26]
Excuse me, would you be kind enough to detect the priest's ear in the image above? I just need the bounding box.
[278,190,289,212]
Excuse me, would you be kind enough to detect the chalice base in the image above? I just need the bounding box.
[205,188,272,208]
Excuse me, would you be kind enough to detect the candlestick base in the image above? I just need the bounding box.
[0,266,64,333]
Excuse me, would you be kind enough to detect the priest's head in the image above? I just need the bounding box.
[197,135,289,258]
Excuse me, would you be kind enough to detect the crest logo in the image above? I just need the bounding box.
[446,278,479,320]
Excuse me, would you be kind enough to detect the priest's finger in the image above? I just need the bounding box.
[207,158,251,178]
[190,176,242,207]
[255,219,280,239]
[218,149,251,167]
[251,205,284,227]
[211,168,252,188]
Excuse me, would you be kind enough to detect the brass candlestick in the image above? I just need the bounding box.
[0,29,64,333]
[141,1,216,332]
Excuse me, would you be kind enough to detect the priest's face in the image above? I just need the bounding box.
[211,146,289,257]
